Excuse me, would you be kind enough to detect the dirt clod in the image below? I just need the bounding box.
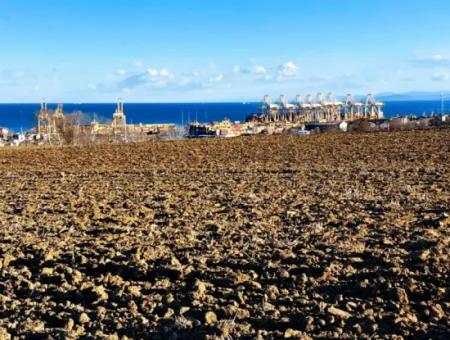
[0,131,449,338]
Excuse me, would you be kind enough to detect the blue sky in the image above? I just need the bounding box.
[1,0,450,102]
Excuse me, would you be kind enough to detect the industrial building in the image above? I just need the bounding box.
[189,92,385,138]
[36,99,176,144]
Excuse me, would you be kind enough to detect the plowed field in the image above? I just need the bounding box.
[0,130,449,339]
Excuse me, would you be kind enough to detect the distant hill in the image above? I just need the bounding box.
[376,91,450,101]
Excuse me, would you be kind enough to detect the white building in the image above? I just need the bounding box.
[0,127,9,140]
[339,121,348,132]
[11,133,26,146]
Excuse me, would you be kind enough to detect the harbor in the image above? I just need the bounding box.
[0,93,449,147]
[0,100,177,146]
[187,93,449,138]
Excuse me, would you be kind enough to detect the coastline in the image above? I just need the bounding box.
[0,99,448,133]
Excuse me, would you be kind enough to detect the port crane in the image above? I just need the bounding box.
[257,92,384,123]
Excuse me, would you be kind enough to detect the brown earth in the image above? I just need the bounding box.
[0,130,449,339]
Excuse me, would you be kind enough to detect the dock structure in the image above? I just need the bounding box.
[188,118,259,138]
[33,98,176,145]
[91,99,176,142]
[37,99,65,143]
[53,103,65,131]
[37,99,51,135]
[250,92,384,124]
[112,98,127,133]
[53,103,64,120]
[189,92,385,139]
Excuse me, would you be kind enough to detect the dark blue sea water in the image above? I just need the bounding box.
[0,100,446,132]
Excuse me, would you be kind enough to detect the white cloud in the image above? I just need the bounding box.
[159,68,172,77]
[432,54,444,61]
[154,79,169,88]
[232,64,267,75]
[116,69,126,76]
[209,73,224,83]
[278,61,299,77]
[179,77,191,86]
[133,60,144,68]
[177,77,205,89]
[0,69,41,88]
[147,68,159,77]
[96,59,305,96]
[431,72,450,81]
[253,65,267,74]
[413,54,450,68]
[114,67,178,91]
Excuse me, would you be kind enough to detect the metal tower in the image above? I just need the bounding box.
[112,98,127,128]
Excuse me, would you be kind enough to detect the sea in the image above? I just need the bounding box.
[0,100,447,132]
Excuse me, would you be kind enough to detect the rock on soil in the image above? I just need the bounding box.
[0,130,449,338]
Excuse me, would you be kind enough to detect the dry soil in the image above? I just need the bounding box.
[0,130,449,339]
